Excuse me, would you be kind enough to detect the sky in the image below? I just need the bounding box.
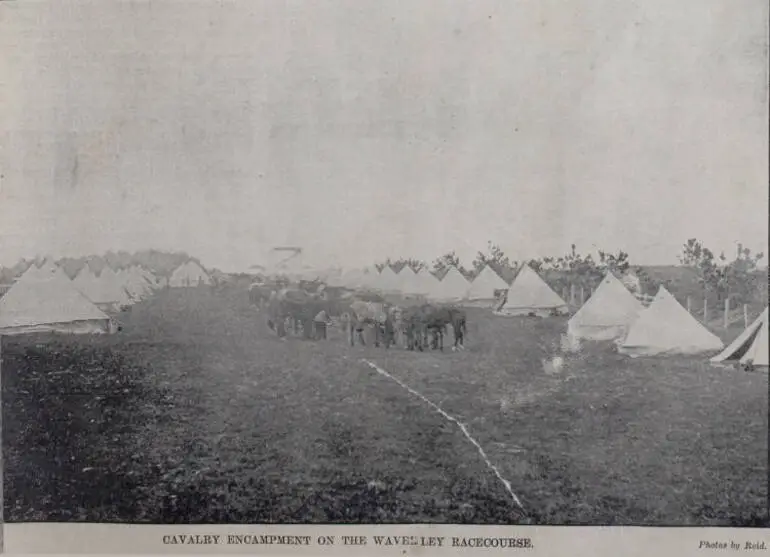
[0,0,767,272]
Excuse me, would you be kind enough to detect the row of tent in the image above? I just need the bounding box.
[0,260,213,335]
[566,271,768,365]
[338,263,767,365]
[331,264,571,315]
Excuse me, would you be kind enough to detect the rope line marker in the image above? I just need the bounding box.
[361,358,526,514]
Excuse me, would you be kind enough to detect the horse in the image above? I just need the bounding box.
[266,287,322,339]
[398,304,467,351]
[344,300,394,348]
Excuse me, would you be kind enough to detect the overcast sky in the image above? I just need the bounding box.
[1,0,767,271]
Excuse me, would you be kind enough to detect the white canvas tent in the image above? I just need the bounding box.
[119,267,154,302]
[169,261,212,287]
[75,267,131,312]
[498,264,568,317]
[467,265,509,303]
[0,267,112,335]
[618,286,724,357]
[710,307,768,368]
[18,260,60,283]
[433,266,470,302]
[567,272,645,341]
[374,266,400,293]
[135,266,161,290]
[397,266,421,294]
[413,268,440,297]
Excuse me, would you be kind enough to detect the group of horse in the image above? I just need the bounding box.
[248,282,467,351]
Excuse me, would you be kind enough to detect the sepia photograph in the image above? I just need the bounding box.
[0,0,768,553]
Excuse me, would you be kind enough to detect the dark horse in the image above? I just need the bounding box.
[398,304,467,351]
[266,287,325,339]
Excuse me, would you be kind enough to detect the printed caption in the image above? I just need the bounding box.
[162,534,534,549]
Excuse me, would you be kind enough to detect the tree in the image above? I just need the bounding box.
[375,257,427,273]
[432,251,467,276]
[471,241,515,277]
[597,249,630,274]
[530,244,636,294]
[678,238,765,304]
[374,259,392,273]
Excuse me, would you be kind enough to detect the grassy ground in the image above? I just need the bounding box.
[2,286,767,525]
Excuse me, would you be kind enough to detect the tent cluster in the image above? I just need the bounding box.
[0,264,113,335]
[565,271,767,365]
[329,262,574,312]
[0,259,210,336]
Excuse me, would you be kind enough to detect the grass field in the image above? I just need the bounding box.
[2,286,767,525]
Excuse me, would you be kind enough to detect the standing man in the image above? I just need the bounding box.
[313,308,331,340]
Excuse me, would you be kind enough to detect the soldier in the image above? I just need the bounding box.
[313,309,330,340]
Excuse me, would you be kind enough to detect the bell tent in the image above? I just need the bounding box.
[74,267,131,312]
[433,266,470,302]
[498,264,568,317]
[618,286,724,357]
[567,272,644,341]
[414,268,440,297]
[374,266,400,293]
[710,307,768,368]
[0,267,112,335]
[467,265,509,304]
[397,266,421,294]
[169,261,212,287]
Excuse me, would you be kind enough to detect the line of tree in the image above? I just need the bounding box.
[0,250,204,283]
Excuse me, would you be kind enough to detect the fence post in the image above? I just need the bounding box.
[703,298,708,322]
[724,298,730,329]
[744,304,749,329]
[686,296,692,314]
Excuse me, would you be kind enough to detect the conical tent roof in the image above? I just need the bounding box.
[136,266,161,289]
[414,268,439,296]
[568,272,645,341]
[433,266,470,301]
[467,265,509,300]
[499,264,567,316]
[0,267,110,334]
[119,268,151,301]
[76,267,131,306]
[374,266,400,292]
[397,266,420,293]
[170,261,211,287]
[18,260,60,283]
[710,307,768,367]
[130,266,155,293]
[619,286,724,357]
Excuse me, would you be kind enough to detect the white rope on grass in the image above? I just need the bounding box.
[360,358,526,514]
